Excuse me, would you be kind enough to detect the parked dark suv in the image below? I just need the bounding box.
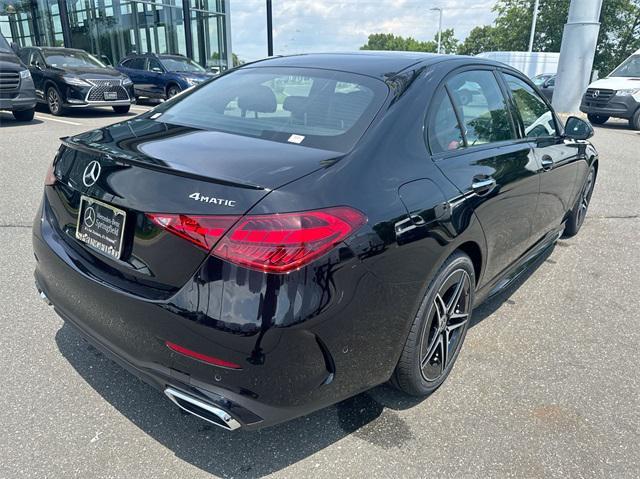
[116,53,214,100]
[0,33,36,121]
[17,47,134,116]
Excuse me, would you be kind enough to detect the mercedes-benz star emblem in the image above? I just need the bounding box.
[84,206,96,228]
[82,160,101,187]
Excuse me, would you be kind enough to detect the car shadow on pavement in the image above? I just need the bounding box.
[0,112,44,127]
[34,103,144,119]
[54,244,555,478]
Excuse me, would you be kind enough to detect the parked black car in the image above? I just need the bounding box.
[116,52,215,100]
[17,47,134,116]
[33,52,598,431]
[532,73,555,101]
[0,33,36,121]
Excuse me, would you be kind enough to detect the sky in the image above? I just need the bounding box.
[230,1,498,63]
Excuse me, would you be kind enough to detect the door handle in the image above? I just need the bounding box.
[471,176,496,196]
[541,155,554,171]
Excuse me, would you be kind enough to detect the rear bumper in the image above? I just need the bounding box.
[580,94,639,119]
[32,194,398,429]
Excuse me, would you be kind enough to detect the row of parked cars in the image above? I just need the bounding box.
[0,32,214,121]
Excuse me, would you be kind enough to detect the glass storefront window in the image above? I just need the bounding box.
[0,0,63,47]
[1,0,229,71]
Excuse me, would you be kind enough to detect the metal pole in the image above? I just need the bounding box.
[528,0,539,52]
[552,0,603,113]
[266,0,273,56]
[430,7,442,54]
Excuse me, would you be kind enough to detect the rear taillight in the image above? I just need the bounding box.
[146,214,239,250]
[44,163,56,186]
[213,207,366,273]
[148,207,366,273]
[165,341,242,369]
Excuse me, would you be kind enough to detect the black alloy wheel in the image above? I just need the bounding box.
[564,165,596,237]
[393,252,475,396]
[47,87,65,116]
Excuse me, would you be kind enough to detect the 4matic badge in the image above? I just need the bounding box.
[188,192,236,207]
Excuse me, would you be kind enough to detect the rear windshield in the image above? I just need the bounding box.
[610,54,640,78]
[153,66,388,152]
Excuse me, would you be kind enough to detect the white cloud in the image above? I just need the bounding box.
[230,0,498,63]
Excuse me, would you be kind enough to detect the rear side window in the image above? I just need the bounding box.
[504,74,557,138]
[125,58,145,70]
[154,67,388,152]
[429,93,464,154]
[447,70,515,147]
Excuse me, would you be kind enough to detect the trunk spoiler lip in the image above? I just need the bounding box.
[60,137,270,192]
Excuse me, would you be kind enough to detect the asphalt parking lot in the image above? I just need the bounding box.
[0,107,639,478]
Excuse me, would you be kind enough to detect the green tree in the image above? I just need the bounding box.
[360,29,459,54]
[458,0,640,76]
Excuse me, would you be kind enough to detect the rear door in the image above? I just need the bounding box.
[429,68,541,284]
[501,72,581,239]
[120,57,146,94]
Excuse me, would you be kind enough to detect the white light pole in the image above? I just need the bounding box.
[431,7,443,54]
[528,0,540,52]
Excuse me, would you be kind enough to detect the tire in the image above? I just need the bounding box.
[12,108,35,122]
[392,251,475,396]
[587,114,609,125]
[112,105,131,114]
[564,165,596,237]
[46,86,65,116]
[166,84,181,99]
[630,109,640,131]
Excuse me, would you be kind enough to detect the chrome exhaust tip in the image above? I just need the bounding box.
[164,387,241,431]
[38,289,52,306]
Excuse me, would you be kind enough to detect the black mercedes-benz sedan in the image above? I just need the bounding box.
[33,52,598,431]
[17,47,134,116]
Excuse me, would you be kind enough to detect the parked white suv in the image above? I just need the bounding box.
[580,49,640,130]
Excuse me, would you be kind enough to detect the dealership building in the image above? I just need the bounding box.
[0,0,232,70]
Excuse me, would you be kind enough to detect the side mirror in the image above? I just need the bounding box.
[565,116,594,140]
[31,60,42,70]
[10,42,19,54]
[100,54,112,66]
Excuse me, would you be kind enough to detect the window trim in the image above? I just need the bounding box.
[426,65,520,159]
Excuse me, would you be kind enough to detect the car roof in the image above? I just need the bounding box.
[249,51,461,79]
[35,46,88,54]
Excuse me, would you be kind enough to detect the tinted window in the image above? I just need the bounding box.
[505,74,557,138]
[125,58,145,70]
[0,33,11,53]
[448,70,515,147]
[160,56,205,73]
[18,49,31,64]
[154,67,388,152]
[429,93,464,154]
[147,58,163,71]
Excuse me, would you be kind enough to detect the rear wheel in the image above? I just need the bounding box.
[167,85,181,99]
[392,251,475,396]
[112,105,131,114]
[630,109,640,131]
[13,108,35,121]
[47,86,65,116]
[564,165,596,237]
[587,114,609,125]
